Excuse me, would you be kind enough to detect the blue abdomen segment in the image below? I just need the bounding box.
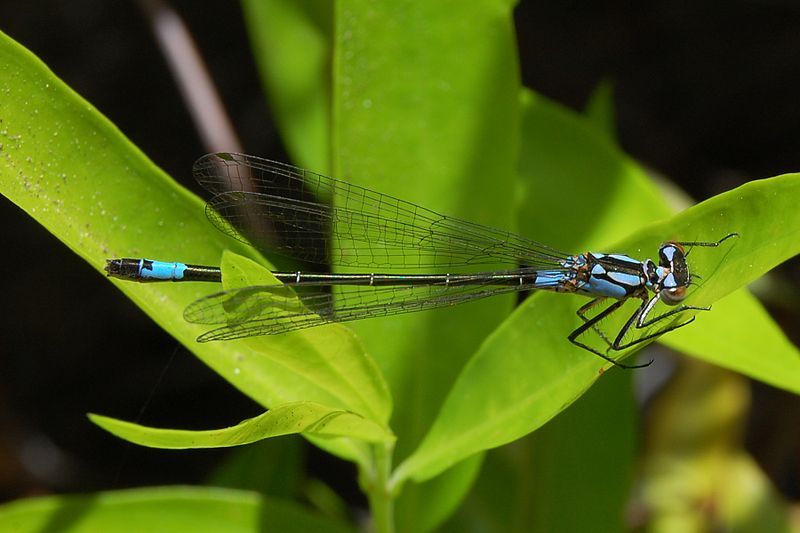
[139,259,188,281]
[105,258,222,282]
[530,270,568,289]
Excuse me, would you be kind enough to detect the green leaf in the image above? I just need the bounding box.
[0,486,353,533]
[0,30,390,467]
[662,288,800,392]
[522,369,634,533]
[443,372,634,533]
[395,455,483,533]
[0,30,230,272]
[394,90,800,485]
[214,252,392,425]
[242,0,332,171]
[333,0,520,449]
[89,400,395,449]
[332,1,521,528]
[516,90,671,251]
[513,91,637,532]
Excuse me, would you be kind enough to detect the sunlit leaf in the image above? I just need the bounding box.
[0,486,353,533]
[396,142,800,485]
[90,401,394,449]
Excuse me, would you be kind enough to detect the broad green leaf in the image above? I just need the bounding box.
[332,1,520,529]
[628,177,800,390]
[442,371,634,533]
[395,89,654,499]
[89,400,395,448]
[516,90,671,252]
[438,443,524,532]
[396,454,483,533]
[662,287,799,391]
[334,0,519,453]
[522,369,634,533]
[0,486,353,533]
[514,90,636,533]
[396,170,800,483]
[450,94,797,533]
[394,87,796,482]
[0,31,386,467]
[216,252,391,424]
[242,0,332,171]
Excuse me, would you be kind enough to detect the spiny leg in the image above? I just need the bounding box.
[613,316,697,351]
[610,297,712,351]
[568,299,651,369]
[638,304,710,329]
[575,297,615,347]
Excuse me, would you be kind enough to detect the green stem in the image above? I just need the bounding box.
[363,441,395,533]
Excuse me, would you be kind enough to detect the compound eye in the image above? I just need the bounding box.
[660,286,686,305]
[659,242,685,267]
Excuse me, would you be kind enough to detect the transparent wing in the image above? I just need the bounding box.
[192,152,570,269]
[183,278,543,342]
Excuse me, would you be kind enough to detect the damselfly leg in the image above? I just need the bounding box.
[568,233,737,368]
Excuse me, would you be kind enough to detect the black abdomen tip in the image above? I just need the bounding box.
[105,258,145,280]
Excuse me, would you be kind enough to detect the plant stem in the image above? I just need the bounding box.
[364,442,395,533]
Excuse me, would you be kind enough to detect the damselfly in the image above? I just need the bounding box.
[106,152,737,369]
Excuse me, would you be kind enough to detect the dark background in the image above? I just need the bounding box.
[1,0,799,509]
